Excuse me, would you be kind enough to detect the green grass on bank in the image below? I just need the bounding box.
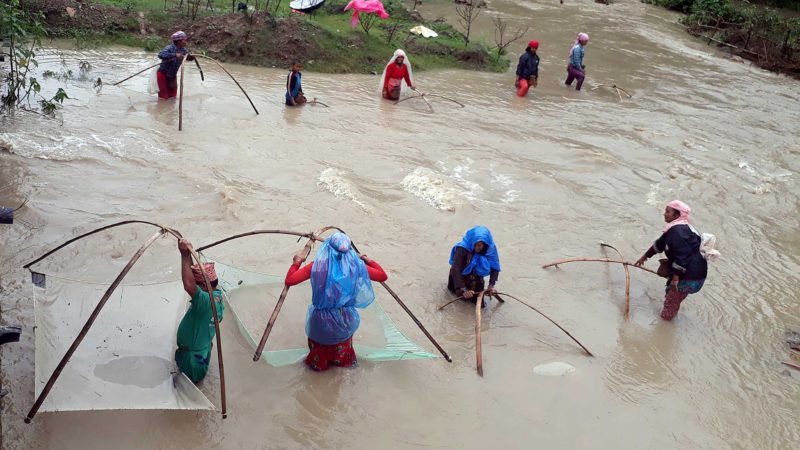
[85,0,508,72]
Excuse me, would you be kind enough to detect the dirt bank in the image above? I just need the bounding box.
[20,0,507,73]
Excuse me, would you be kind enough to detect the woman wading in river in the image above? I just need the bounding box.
[284,233,387,371]
[448,226,501,307]
[635,200,717,320]
[380,49,415,100]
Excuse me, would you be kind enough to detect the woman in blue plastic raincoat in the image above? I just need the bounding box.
[284,233,388,371]
[447,226,501,307]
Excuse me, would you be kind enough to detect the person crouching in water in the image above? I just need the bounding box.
[515,40,540,97]
[564,32,588,91]
[380,49,415,100]
[635,201,711,321]
[175,239,224,383]
[285,61,306,106]
[157,31,194,100]
[284,233,387,371]
[448,226,501,307]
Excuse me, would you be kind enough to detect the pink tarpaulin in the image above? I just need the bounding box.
[343,0,389,28]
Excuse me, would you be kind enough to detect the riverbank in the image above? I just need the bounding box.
[643,0,800,78]
[19,0,508,73]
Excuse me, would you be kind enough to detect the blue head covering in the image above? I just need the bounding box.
[449,226,501,277]
[306,233,375,345]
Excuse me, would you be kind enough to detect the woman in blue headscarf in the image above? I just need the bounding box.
[448,226,501,306]
[284,233,388,371]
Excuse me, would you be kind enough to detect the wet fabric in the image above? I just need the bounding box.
[307,233,375,345]
[380,49,413,98]
[344,0,389,28]
[449,226,501,277]
[661,279,705,320]
[517,78,531,97]
[647,224,708,280]
[516,51,540,81]
[157,43,188,78]
[214,260,438,366]
[156,71,178,100]
[176,287,224,382]
[285,71,302,104]
[447,247,498,293]
[565,65,585,91]
[305,337,357,371]
[568,44,585,70]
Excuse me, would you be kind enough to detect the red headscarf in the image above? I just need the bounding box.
[528,40,539,50]
[191,263,218,285]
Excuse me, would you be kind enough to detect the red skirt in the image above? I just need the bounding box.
[156,71,178,100]
[305,337,356,371]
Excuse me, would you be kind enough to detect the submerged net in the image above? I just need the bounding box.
[214,260,439,366]
[31,259,436,412]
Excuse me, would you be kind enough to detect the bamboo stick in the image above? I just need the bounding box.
[111,62,160,86]
[196,230,316,252]
[178,55,186,131]
[782,361,800,371]
[494,292,593,357]
[252,226,337,361]
[376,281,453,362]
[475,290,485,377]
[194,55,259,115]
[252,235,316,361]
[185,245,227,418]
[23,220,182,269]
[24,229,166,423]
[344,236,453,362]
[542,257,659,276]
[601,243,631,320]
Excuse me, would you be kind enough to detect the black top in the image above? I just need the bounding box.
[449,246,499,292]
[645,224,708,280]
[516,51,540,80]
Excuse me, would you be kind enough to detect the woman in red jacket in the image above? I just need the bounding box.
[380,49,415,100]
[284,232,387,371]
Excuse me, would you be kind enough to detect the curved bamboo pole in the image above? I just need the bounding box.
[178,55,187,131]
[601,243,632,320]
[252,226,338,361]
[542,257,659,276]
[111,62,160,86]
[196,229,316,252]
[23,221,228,419]
[25,229,166,423]
[194,55,259,115]
[185,245,227,418]
[475,290,486,376]
[438,291,502,311]
[343,234,453,362]
[494,292,593,357]
[23,220,182,269]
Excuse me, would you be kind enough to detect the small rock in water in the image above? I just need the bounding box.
[533,361,575,376]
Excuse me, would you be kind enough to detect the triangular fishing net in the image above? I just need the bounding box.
[212,260,439,366]
[31,272,215,412]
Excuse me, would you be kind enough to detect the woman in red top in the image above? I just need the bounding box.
[285,232,387,371]
[380,49,415,100]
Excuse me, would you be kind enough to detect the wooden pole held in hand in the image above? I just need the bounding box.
[25,229,166,423]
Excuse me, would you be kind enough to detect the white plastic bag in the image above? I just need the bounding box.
[701,233,721,261]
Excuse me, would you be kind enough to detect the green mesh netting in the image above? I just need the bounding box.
[213,260,439,366]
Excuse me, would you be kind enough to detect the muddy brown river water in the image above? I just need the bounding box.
[1,0,799,448]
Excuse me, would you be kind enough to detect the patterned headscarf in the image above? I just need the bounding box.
[171,31,187,42]
[191,263,217,284]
